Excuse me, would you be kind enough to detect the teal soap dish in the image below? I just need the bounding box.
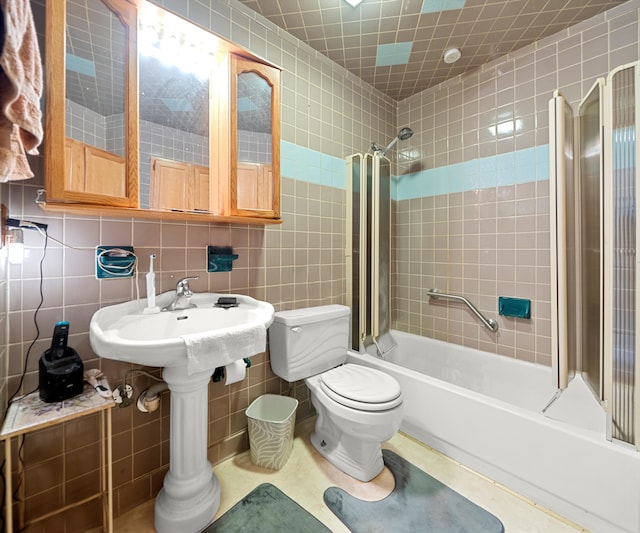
[207,246,238,272]
[498,296,531,319]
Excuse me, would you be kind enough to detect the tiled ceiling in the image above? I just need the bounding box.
[238,0,626,100]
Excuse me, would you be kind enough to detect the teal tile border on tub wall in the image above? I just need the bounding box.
[392,145,549,201]
[281,141,347,190]
[280,141,549,199]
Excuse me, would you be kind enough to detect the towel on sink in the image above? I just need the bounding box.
[181,323,267,376]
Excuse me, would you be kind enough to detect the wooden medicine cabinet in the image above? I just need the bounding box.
[44,0,281,224]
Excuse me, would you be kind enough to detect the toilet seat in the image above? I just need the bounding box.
[319,364,402,412]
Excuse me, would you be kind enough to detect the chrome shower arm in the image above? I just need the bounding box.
[382,136,399,154]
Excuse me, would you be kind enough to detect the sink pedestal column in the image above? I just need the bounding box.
[154,365,220,533]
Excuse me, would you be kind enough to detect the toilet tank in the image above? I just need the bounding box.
[269,305,350,382]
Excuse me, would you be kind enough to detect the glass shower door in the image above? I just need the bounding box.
[579,79,605,401]
[604,64,639,446]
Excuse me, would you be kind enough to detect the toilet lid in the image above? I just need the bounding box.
[319,364,402,412]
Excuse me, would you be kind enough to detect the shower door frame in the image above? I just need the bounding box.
[551,65,640,448]
[346,152,392,352]
[549,90,572,390]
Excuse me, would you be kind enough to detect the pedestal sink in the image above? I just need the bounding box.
[89,291,274,533]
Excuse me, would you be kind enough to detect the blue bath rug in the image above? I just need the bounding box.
[324,450,504,533]
[205,482,330,532]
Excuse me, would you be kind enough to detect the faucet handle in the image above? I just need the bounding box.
[176,276,199,295]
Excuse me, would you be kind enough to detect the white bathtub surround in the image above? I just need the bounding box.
[348,330,640,533]
[543,374,607,433]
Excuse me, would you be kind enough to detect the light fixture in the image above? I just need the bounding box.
[139,0,219,78]
[443,48,461,64]
[5,228,24,265]
[488,118,523,137]
[344,0,364,6]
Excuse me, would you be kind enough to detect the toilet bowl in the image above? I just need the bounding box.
[269,305,403,481]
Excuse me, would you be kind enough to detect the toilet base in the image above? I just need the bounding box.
[310,411,385,482]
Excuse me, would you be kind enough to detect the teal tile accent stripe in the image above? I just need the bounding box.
[281,141,347,189]
[393,145,549,200]
[65,53,96,77]
[421,0,466,14]
[280,142,549,198]
[238,96,258,112]
[161,98,192,112]
[376,42,413,67]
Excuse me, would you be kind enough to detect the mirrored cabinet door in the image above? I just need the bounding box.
[138,1,215,213]
[230,55,280,219]
[46,0,138,207]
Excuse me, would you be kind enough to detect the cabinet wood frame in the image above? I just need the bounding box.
[230,55,281,219]
[44,0,282,225]
[45,0,139,208]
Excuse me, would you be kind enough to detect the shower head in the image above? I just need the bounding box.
[397,127,414,141]
[381,127,414,154]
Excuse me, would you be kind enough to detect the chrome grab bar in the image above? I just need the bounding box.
[427,288,499,333]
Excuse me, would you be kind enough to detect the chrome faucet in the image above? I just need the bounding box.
[162,276,199,311]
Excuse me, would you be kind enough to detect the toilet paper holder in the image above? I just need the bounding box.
[211,358,252,383]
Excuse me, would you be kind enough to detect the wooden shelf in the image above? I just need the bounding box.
[39,201,283,226]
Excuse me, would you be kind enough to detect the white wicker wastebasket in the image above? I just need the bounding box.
[246,394,298,470]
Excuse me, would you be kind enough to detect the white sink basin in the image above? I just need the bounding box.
[90,291,274,367]
[89,291,275,533]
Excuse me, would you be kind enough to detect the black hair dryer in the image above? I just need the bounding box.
[39,321,84,402]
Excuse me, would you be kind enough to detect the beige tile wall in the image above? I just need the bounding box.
[4,0,640,529]
[392,0,639,365]
[393,181,551,365]
[1,0,396,528]
[4,170,350,529]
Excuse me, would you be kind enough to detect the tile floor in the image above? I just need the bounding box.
[105,417,586,532]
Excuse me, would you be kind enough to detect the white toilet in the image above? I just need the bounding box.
[269,304,403,482]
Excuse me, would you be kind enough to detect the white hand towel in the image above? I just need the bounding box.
[181,323,267,376]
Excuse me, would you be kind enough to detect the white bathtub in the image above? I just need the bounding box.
[347,330,640,533]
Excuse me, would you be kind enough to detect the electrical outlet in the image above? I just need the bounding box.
[113,383,134,407]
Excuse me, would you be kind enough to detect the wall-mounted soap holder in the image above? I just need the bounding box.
[207,246,238,272]
[498,296,531,319]
[96,246,136,279]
